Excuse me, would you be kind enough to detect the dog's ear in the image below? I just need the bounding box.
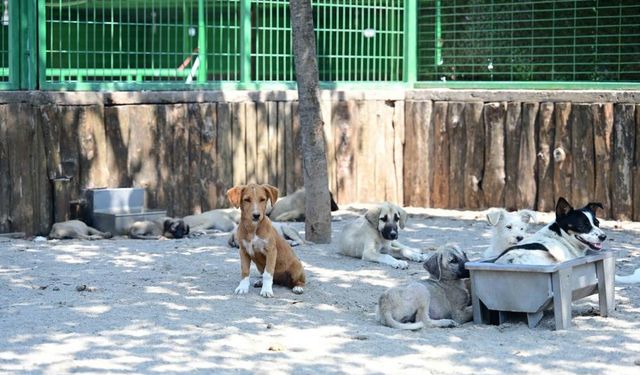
[163,219,172,233]
[185,224,190,235]
[261,184,279,205]
[329,192,339,211]
[555,197,573,218]
[486,209,505,226]
[395,205,408,229]
[365,206,382,227]
[226,186,245,208]
[518,209,536,224]
[584,202,604,213]
[424,252,442,279]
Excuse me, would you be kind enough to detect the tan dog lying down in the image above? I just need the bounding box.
[376,244,472,330]
[268,187,339,222]
[338,202,428,269]
[227,183,306,297]
[182,208,240,233]
[128,217,190,240]
[48,220,113,240]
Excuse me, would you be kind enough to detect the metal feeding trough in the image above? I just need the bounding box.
[466,251,615,330]
[86,188,166,235]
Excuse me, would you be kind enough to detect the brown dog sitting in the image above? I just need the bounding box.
[227,183,306,297]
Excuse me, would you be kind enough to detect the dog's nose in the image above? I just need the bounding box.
[598,234,607,241]
[252,213,261,221]
[516,236,524,242]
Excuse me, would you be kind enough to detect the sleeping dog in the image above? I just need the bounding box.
[494,197,606,265]
[268,187,339,222]
[128,217,190,240]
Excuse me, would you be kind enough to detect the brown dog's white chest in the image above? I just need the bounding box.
[241,234,269,257]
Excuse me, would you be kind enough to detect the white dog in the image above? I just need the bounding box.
[338,202,428,269]
[483,208,536,258]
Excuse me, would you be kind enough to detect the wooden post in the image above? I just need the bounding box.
[483,102,507,208]
[333,100,356,204]
[217,103,233,207]
[432,101,449,208]
[570,104,595,207]
[634,105,640,221]
[504,102,522,210]
[536,102,555,212]
[197,103,218,211]
[404,100,432,207]
[516,102,539,209]
[611,104,635,221]
[0,105,10,232]
[447,102,465,208]
[592,103,613,218]
[553,103,573,205]
[464,102,484,209]
[52,178,71,223]
[393,100,405,207]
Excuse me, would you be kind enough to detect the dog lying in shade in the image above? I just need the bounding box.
[48,220,113,240]
[376,244,472,330]
[268,187,339,222]
[338,202,428,269]
[127,217,190,240]
[182,208,240,233]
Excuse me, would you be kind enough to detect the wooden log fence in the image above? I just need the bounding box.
[1,94,640,235]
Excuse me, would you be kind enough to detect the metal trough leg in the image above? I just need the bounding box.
[527,311,544,328]
[596,257,615,317]
[551,268,572,330]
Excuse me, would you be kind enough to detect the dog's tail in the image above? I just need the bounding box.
[376,305,424,331]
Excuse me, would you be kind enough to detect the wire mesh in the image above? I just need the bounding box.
[252,0,405,82]
[44,0,240,85]
[418,0,640,82]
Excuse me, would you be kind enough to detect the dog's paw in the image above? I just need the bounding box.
[292,286,304,294]
[409,252,430,262]
[234,278,250,295]
[394,260,409,269]
[439,319,458,328]
[260,287,274,298]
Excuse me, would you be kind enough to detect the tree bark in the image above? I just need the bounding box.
[290,0,331,243]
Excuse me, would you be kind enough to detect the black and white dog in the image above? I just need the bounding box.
[494,197,606,265]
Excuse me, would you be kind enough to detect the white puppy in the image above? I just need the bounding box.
[483,208,535,258]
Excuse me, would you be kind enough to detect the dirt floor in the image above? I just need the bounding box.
[1,206,639,375]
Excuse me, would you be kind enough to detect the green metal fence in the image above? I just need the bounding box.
[417,0,640,89]
[36,0,405,90]
[1,1,639,90]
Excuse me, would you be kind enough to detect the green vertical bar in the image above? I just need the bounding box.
[37,0,47,88]
[21,0,37,89]
[239,0,250,85]
[197,0,207,82]
[403,0,416,85]
[10,0,22,88]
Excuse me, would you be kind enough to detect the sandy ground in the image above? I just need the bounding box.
[1,206,640,375]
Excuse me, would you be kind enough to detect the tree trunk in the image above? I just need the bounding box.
[290,0,331,243]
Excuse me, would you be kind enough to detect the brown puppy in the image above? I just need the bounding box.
[227,183,306,297]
